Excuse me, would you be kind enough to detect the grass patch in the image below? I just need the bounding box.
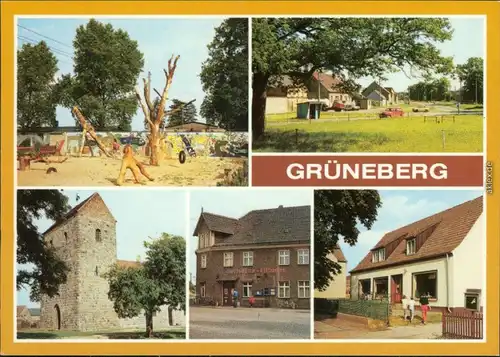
[254,115,483,153]
[17,328,185,340]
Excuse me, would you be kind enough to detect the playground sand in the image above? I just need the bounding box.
[17,155,247,187]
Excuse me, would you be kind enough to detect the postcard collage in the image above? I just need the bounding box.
[2,8,497,355]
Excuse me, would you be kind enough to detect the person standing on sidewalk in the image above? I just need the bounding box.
[408,297,416,322]
[401,295,409,321]
[419,293,431,324]
[232,288,239,308]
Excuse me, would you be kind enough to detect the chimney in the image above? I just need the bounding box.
[201,206,204,213]
[278,205,283,209]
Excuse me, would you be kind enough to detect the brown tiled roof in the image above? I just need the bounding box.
[195,205,310,246]
[333,245,347,262]
[193,212,238,235]
[313,72,343,93]
[117,260,141,269]
[351,196,483,274]
[43,193,114,236]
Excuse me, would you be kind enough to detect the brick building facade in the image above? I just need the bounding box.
[38,193,184,331]
[194,205,311,309]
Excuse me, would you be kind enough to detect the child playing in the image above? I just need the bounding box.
[401,295,409,321]
[408,296,416,322]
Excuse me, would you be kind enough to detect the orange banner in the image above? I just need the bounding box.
[252,155,484,187]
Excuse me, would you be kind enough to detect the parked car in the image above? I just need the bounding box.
[332,102,345,112]
[379,107,404,118]
[344,104,360,111]
[412,106,430,113]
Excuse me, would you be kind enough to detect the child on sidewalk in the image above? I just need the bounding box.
[408,296,416,322]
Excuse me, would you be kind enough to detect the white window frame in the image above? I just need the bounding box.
[372,248,385,263]
[223,252,234,267]
[297,249,309,265]
[200,254,207,268]
[200,283,206,298]
[278,250,290,266]
[242,251,254,266]
[278,281,290,298]
[298,280,310,298]
[406,238,416,255]
[243,282,252,298]
[199,235,205,249]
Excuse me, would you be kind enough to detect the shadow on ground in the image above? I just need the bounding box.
[314,312,338,322]
[253,130,391,152]
[17,329,185,340]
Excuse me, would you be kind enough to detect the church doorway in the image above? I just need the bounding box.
[54,304,61,330]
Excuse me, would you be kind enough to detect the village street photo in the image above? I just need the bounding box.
[252,17,484,153]
[189,189,312,339]
[17,17,248,186]
[16,190,187,340]
[314,189,484,340]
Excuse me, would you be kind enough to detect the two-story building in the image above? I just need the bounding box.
[194,205,311,309]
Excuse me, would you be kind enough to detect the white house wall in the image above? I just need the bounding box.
[315,255,347,299]
[450,212,485,308]
[265,97,289,114]
[350,257,447,307]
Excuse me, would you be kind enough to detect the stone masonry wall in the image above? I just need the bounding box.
[40,194,183,331]
[40,215,81,330]
[118,305,185,329]
[76,196,120,331]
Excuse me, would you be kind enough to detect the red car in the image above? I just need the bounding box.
[379,107,404,118]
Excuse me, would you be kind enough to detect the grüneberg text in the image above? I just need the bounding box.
[286,161,448,180]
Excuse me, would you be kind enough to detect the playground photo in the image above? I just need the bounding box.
[16,16,248,186]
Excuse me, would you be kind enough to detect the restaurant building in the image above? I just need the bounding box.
[194,205,311,309]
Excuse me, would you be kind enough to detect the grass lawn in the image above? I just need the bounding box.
[254,115,483,153]
[17,327,185,339]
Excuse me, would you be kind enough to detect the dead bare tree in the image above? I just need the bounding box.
[135,55,179,166]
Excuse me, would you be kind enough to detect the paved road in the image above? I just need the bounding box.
[189,306,311,340]
[315,319,441,340]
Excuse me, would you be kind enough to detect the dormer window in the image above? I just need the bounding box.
[406,238,416,255]
[372,248,385,263]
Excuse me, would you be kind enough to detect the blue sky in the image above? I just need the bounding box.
[357,17,485,92]
[341,189,484,273]
[188,189,313,283]
[17,17,228,131]
[17,189,187,308]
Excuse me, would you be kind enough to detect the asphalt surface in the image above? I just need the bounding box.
[189,306,311,340]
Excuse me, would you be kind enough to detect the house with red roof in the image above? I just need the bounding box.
[315,245,348,299]
[309,72,354,107]
[349,196,484,312]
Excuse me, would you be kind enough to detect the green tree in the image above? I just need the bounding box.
[17,41,59,129]
[314,190,382,291]
[58,19,144,131]
[167,99,197,127]
[252,18,455,139]
[200,18,248,131]
[106,233,185,335]
[456,57,483,103]
[17,190,71,301]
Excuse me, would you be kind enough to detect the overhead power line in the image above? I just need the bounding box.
[17,24,73,49]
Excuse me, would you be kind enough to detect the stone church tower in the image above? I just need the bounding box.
[39,193,120,331]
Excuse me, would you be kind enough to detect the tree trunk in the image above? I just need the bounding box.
[148,123,161,166]
[252,72,269,141]
[145,311,154,338]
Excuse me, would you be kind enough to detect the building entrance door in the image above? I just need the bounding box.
[222,281,235,306]
[391,274,403,303]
